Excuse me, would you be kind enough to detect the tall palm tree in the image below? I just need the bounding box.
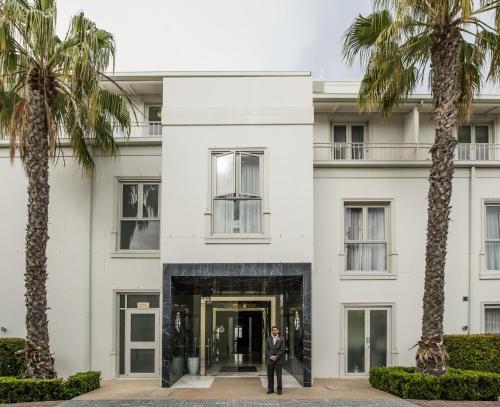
[0,0,130,378]
[343,0,500,375]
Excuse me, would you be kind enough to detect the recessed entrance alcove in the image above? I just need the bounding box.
[162,263,311,388]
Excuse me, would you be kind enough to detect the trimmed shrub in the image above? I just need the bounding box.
[370,366,500,400]
[0,371,100,403]
[0,377,63,403]
[444,334,500,374]
[0,338,26,377]
[62,371,101,399]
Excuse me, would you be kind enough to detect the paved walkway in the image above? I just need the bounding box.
[70,377,402,401]
[61,401,416,406]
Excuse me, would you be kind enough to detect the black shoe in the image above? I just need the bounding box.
[277,390,282,395]
[267,390,274,394]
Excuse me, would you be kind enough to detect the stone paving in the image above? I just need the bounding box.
[60,401,417,407]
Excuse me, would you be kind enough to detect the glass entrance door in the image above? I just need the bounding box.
[346,307,390,375]
[125,308,159,377]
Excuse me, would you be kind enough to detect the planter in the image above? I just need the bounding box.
[187,357,200,375]
[172,356,184,376]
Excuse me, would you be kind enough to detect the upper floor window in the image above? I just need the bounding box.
[331,123,365,160]
[484,304,500,333]
[486,204,500,271]
[147,106,162,136]
[211,151,263,235]
[457,125,491,160]
[344,203,388,272]
[119,181,160,250]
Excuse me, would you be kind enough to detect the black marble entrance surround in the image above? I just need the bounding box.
[162,263,311,388]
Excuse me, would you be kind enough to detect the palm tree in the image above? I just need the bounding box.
[0,0,130,378]
[343,0,500,375]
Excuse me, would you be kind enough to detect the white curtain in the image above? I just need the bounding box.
[363,244,387,271]
[241,154,260,196]
[240,200,262,233]
[345,244,362,271]
[333,125,347,160]
[368,208,385,240]
[345,208,362,240]
[486,206,500,270]
[213,200,234,233]
[216,153,234,196]
[485,308,500,333]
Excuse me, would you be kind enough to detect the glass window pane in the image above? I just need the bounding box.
[119,310,125,375]
[216,154,235,196]
[119,295,125,309]
[347,310,365,373]
[351,126,364,143]
[345,243,363,271]
[143,184,159,218]
[367,207,385,240]
[486,206,500,239]
[131,314,156,342]
[486,243,500,271]
[475,126,489,144]
[333,125,347,143]
[148,106,161,122]
[485,308,500,333]
[239,200,262,233]
[363,243,387,271]
[120,220,160,250]
[122,184,138,217]
[127,294,160,309]
[213,200,235,233]
[345,208,363,240]
[458,126,471,143]
[370,310,388,368]
[130,349,155,373]
[241,154,260,196]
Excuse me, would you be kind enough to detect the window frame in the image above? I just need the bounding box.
[205,148,270,244]
[482,201,500,276]
[112,177,161,257]
[457,123,493,161]
[330,123,368,160]
[340,199,396,279]
[481,303,500,334]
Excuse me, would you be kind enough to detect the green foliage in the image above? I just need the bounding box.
[444,334,500,374]
[61,371,100,399]
[0,338,26,377]
[0,371,100,403]
[370,366,500,400]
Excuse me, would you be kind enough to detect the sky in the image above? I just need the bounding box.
[56,0,373,79]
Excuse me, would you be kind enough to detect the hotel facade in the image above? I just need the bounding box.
[1,72,499,387]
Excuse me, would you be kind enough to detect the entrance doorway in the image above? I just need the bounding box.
[200,296,276,375]
[345,306,391,375]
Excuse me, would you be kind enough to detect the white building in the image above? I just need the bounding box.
[1,72,499,387]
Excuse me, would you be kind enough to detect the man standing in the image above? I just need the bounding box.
[266,325,285,395]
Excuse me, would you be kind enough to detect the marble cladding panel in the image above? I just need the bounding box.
[162,263,311,388]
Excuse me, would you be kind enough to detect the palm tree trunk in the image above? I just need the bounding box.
[22,76,56,378]
[416,26,461,375]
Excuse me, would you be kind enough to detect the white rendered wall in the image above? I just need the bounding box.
[161,75,314,264]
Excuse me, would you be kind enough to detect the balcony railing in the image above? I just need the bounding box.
[313,142,500,162]
[57,122,162,139]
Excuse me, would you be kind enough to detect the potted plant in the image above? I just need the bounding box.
[187,337,199,375]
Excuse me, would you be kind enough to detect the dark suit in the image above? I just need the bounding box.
[265,334,285,392]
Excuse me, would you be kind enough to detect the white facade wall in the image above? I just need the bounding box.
[1,73,500,382]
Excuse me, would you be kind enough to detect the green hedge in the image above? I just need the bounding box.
[0,338,26,377]
[444,334,500,374]
[370,366,500,400]
[0,371,100,403]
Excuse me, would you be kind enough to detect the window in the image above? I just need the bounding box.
[485,204,500,271]
[147,106,162,136]
[457,125,491,160]
[344,203,388,272]
[119,181,160,250]
[331,124,365,160]
[484,305,500,333]
[211,151,263,235]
